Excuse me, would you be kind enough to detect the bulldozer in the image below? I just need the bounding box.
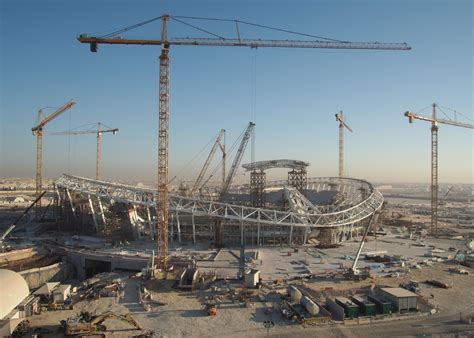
[63,311,141,335]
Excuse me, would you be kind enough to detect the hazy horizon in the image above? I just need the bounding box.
[1,0,472,185]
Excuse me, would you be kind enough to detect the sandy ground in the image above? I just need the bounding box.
[24,237,474,338]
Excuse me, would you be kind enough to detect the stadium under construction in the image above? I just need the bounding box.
[53,164,383,247]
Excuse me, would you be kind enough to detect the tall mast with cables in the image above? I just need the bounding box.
[335,111,353,178]
[190,129,225,196]
[78,14,411,263]
[31,100,75,216]
[156,16,170,268]
[404,104,473,236]
[51,122,118,180]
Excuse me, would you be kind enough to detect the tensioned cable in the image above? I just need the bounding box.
[436,106,453,121]
[205,125,247,184]
[172,130,222,182]
[438,105,473,123]
[414,104,432,115]
[170,17,225,39]
[171,15,348,42]
[99,15,164,38]
[93,14,347,44]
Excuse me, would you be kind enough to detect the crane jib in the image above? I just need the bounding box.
[78,37,411,51]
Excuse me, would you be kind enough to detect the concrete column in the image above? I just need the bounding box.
[349,222,354,240]
[132,205,141,239]
[192,214,196,244]
[97,196,106,227]
[170,213,174,243]
[66,189,76,220]
[257,220,260,246]
[54,187,62,220]
[146,207,154,240]
[176,211,181,244]
[88,194,99,233]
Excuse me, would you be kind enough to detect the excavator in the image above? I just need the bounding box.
[63,311,141,335]
[204,302,217,316]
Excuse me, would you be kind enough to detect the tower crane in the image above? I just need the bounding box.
[31,100,76,214]
[221,123,255,197]
[439,185,454,205]
[190,129,225,196]
[215,122,255,246]
[335,111,353,178]
[78,14,411,268]
[404,104,473,236]
[51,122,118,180]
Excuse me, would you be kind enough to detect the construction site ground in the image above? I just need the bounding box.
[19,228,474,338]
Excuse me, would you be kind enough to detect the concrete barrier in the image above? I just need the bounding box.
[19,262,74,289]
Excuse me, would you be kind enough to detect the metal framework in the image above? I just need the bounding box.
[242,159,309,171]
[190,129,225,196]
[79,36,411,51]
[32,100,76,215]
[404,104,473,236]
[52,123,118,180]
[335,111,353,178]
[288,168,307,194]
[250,170,266,207]
[431,104,439,236]
[55,174,383,230]
[157,34,170,267]
[78,14,409,263]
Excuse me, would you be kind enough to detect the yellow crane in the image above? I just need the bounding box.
[404,104,473,235]
[51,122,118,180]
[31,100,76,214]
[78,14,411,268]
[335,111,353,178]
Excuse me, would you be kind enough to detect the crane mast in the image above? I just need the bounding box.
[31,100,75,215]
[190,129,225,196]
[221,122,255,197]
[335,111,353,178]
[156,16,170,268]
[404,104,473,236]
[79,14,411,267]
[52,122,118,180]
[215,122,255,246]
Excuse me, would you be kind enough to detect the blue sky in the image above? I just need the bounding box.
[0,0,472,184]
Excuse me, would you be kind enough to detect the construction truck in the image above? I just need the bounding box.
[63,311,141,335]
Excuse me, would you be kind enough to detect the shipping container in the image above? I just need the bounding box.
[351,295,376,316]
[335,297,359,318]
[368,294,392,314]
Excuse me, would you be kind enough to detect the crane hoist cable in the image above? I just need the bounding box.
[171,130,221,183]
[204,125,247,186]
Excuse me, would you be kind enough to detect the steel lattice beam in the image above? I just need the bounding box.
[55,174,383,230]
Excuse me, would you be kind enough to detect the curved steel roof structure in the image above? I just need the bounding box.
[55,174,383,229]
[242,159,309,171]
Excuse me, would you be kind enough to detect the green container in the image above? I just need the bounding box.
[335,297,359,318]
[368,294,392,314]
[351,296,376,316]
